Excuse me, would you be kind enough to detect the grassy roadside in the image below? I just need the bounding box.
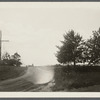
[53,65,100,91]
[0,66,27,81]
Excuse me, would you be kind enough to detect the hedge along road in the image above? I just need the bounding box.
[0,66,55,92]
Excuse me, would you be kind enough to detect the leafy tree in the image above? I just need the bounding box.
[2,52,10,60]
[11,52,22,66]
[0,52,11,65]
[56,30,83,66]
[1,52,22,66]
[85,28,100,65]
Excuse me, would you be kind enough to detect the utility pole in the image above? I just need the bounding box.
[0,31,9,61]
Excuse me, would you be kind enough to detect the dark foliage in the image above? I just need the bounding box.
[53,65,100,91]
[0,52,22,67]
[56,30,83,66]
[56,28,100,67]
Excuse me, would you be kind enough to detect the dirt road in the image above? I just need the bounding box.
[0,66,54,92]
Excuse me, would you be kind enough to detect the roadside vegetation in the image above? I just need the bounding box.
[0,52,22,67]
[53,28,100,91]
[53,65,100,91]
[0,66,27,81]
[0,52,27,81]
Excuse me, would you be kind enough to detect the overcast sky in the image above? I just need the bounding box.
[0,2,100,66]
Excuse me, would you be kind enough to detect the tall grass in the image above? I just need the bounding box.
[53,65,100,91]
[0,66,27,81]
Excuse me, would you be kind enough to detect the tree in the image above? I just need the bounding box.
[1,52,11,65]
[11,52,22,66]
[85,28,100,65]
[1,52,22,66]
[56,30,83,66]
[2,52,10,60]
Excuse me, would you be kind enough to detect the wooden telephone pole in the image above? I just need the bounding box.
[0,31,9,61]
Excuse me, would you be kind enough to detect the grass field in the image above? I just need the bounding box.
[0,66,27,81]
[53,65,100,91]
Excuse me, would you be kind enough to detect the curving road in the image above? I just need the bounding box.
[0,66,54,92]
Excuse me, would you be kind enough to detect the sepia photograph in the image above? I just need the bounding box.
[0,2,100,96]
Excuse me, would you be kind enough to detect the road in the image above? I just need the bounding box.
[0,66,54,92]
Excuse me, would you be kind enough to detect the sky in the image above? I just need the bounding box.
[0,2,100,66]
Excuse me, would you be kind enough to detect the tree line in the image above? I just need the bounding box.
[56,28,100,66]
[0,52,22,67]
